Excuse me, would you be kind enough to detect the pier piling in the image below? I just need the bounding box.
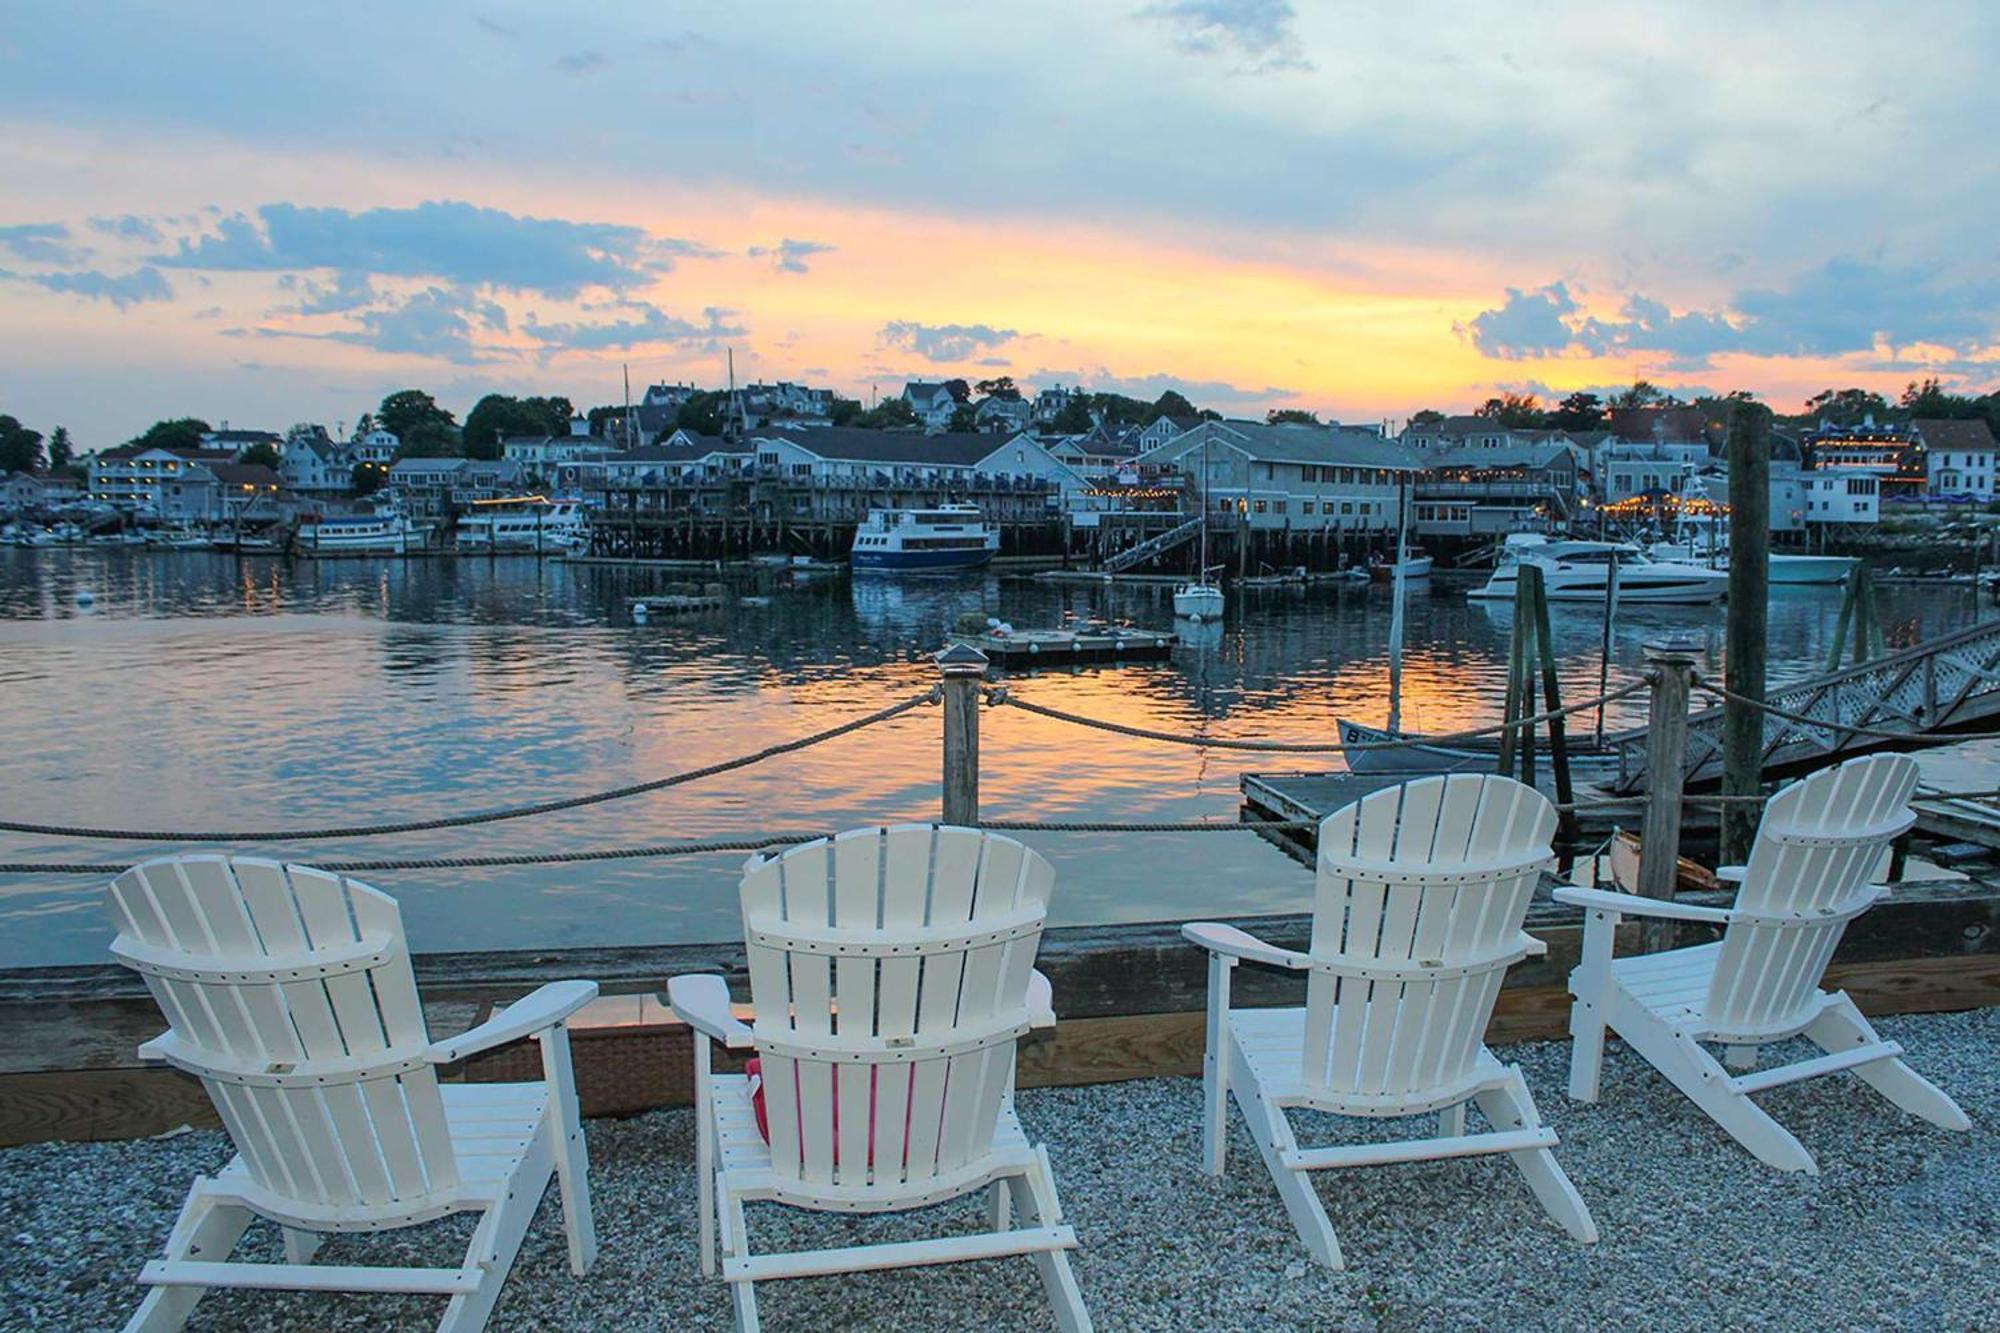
[1722,401,1771,864]
[936,644,988,825]
[1637,639,1699,952]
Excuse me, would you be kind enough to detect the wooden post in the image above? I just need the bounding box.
[1722,402,1770,865]
[935,643,987,825]
[1527,564,1578,842]
[1637,639,1700,952]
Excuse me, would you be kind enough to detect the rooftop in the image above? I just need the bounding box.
[3,1006,1989,1328]
[1915,418,1998,452]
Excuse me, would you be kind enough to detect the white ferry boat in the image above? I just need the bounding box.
[455,496,588,552]
[297,513,426,555]
[1469,535,1728,604]
[850,505,998,571]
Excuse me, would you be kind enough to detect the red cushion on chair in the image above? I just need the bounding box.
[741,1058,894,1167]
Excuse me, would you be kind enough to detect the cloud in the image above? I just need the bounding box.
[880,320,1021,362]
[1029,365,1292,408]
[1465,259,2000,370]
[2,265,172,308]
[154,200,713,296]
[277,269,378,315]
[554,51,606,75]
[87,214,164,244]
[1139,0,1312,73]
[523,303,744,352]
[0,222,82,265]
[324,285,511,363]
[748,238,835,274]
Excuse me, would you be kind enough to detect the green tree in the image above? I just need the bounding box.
[943,378,971,405]
[1900,377,1979,419]
[1548,392,1604,431]
[855,396,918,430]
[1408,408,1445,426]
[351,412,376,439]
[1051,397,1093,433]
[0,415,45,474]
[1473,393,1546,427]
[127,417,211,453]
[46,426,73,472]
[462,394,555,459]
[1149,389,1198,422]
[1266,408,1322,426]
[1610,380,1683,411]
[828,397,864,426]
[350,463,386,497]
[948,404,978,433]
[239,440,281,470]
[1801,387,1890,426]
[392,423,460,459]
[376,389,456,441]
[675,391,726,436]
[974,376,1021,401]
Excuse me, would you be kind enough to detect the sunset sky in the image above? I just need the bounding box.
[1,1,1995,445]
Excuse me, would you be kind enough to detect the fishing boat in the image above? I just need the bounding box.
[1336,718,1624,777]
[1173,436,1226,622]
[1369,550,1433,582]
[296,513,426,555]
[850,504,998,571]
[455,496,588,552]
[1468,536,1727,604]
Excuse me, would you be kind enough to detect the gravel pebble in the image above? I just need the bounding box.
[2,1008,1995,1330]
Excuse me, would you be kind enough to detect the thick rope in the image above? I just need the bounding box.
[0,689,938,844]
[984,678,1651,752]
[1692,677,2000,745]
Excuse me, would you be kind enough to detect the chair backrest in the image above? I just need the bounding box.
[1302,775,1555,1105]
[107,855,458,1219]
[1701,754,1918,1038]
[739,825,1054,1192]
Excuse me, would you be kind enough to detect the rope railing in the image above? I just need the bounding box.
[982,678,1652,753]
[0,689,939,844]
[1692,676,2000,745]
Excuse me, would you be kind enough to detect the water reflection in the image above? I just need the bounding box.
[0,547,1987,965]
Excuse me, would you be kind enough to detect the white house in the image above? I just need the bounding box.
[278,437,353,496]
[1805,471,1881,524]
[973,396,1033,434]
[1031,383,1084,425]
[900,382,960,430]
[352,428,400,464]
[2,471,84,511]
[88,446,240,512]
[197,428,282,459]
[499,428,622,472]
[1136,420,1421,532]
[1915,418,1999,499]
[1135,415,1200,451]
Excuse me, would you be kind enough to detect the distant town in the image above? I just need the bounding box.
[3,374,1998,566]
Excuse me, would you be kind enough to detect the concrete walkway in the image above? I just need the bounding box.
[4,1008,1994,1329]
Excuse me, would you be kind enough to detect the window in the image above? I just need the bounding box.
[1300,501,1315,515]
[758,452,779,467]
[1273,500,1286,515]
[1253,500,1268,514]
[1340,501,1353,515]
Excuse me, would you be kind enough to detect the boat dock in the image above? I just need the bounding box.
[623,592,725,619]
[948,626,1177,668]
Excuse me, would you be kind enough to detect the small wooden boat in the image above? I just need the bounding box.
[1606,828,1722,894]
[1369,552,1433,582]
[1337,718,1623,777]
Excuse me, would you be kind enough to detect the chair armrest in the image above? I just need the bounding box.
[137,1033,170,1063]
[1518,932,1549,957]
[1715,865,1747,884]
[667,973,755,1050]
[425,980,599,1064]
[1027,969,1056,1030]
[1551,885,1735,924]
[1182,921,1310,970]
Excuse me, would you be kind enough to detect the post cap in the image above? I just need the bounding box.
[934,642,990,675]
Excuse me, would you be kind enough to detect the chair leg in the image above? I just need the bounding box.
[694,1041,717,1277]
[1201,953,1234,1175]
[719,1191,759,1333]
[1566,909,1617,1103]
[1230,1040,1342,1269]
[1472,1066,1598,1244]
[439,1142,547,1333]
[988,1180,1013,1231]
[1009,1147,1092,1333]
[1807,994,1971,1132]
[1438,1102,1467,1137]
[1724,1045,1758,1071]
[539,1024,598,1276]
[280,1227,322,1265]
[123,1181,254,1333]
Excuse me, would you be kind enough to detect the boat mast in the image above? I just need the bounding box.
[1387,468,1409,732]
[1197,434,1210,582]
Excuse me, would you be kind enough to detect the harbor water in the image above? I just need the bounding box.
[0,548,1989,968]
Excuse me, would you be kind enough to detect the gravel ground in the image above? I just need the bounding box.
[3,1007,1995,1331]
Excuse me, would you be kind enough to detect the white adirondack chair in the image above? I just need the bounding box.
[1183,773,1596,1269]
[668,825,1090,1333]
[1555,752,1970,1172]
[107,855,599,1332]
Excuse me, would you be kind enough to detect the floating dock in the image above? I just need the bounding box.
[625,593,725,619]
[949,627,1177,668]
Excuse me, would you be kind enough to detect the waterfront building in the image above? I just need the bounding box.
[499,423,622,474]
[1135,415,1201,451]
[148,460,282,524]
[900,381,960,430]
[198,427,283,459]
[352,427,400,464]
[1134,419,1420,532]
[1913,418,1999,499]
[1802,419,1923,500]
[633,382,698,440]
[1044,421,1142,475]
[973,396,1033,433]
[1597,440,1713,504]
[386,457,468,518]
[87,445,239,512]
[277,435,354,497]
[1413,442,1578,538]
[1,471,83,511]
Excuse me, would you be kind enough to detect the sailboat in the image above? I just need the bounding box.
[1173,435,1226,622]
